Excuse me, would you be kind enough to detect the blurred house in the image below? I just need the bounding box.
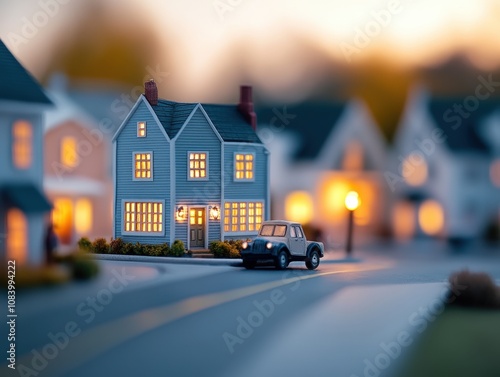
[0,40,53,265]
[257,100,387,247]
[391,87,500,243]
[44,76,115,247]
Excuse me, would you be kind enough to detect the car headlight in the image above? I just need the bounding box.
[242,241,248,249]
[266,242,273,249]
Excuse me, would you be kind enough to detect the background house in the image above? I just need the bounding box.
[0,40,53,265]
[113,82,270,249]
[257,99,387,247]
[44,76,114,247]
[391,87,500,243]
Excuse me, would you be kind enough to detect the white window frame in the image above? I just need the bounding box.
[223,201,264,235]
[137,121,147,137]
[233,152,255,182]
[132,151,153,181]
[121,199,165,236]
[187,151,209,181]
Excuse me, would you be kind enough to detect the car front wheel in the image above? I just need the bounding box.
[275,250,289,270]
[306,250,320,270]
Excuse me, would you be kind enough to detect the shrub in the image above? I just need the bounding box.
[71,254,100,280]
[144,244,165,257]
[122,242,136,255]
[169,240,185,257]
[77,237,93,252]
[210,241,241,258]
[92,238,109,254]
[160,243,170,256]
[448,270,500,308]
[110,238,126,255]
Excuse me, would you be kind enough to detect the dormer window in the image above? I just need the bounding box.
[12,120,33,169]
[137,121,146,137]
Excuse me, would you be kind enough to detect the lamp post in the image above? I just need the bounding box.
[344,191,360,257]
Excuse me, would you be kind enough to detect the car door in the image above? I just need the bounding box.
[289,225,306,255]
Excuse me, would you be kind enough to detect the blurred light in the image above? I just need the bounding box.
[318,178,350,223]
[392,201,415,241]
[53,198,73,244]
[61,137,79,168]
[490,159,500,187]
[7,208,27,264]
[285,191,313,224]
[345,191,360,211]
[75,198,92,234]
[342,141,364,171]
[419,200,444,236]
[402,153,428,186]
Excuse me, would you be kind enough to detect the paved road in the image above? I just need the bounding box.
[4,245,500,377]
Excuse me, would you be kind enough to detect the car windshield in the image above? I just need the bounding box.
[259,224,287,237]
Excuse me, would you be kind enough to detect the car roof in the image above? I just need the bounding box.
[261,220,300,226]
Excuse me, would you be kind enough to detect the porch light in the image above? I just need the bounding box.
[209,206,220,220]
[176,206,186,220]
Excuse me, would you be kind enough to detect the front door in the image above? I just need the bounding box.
[190,208,205,248]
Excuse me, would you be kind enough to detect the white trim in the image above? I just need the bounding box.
[171,104,199,141]
[224,231,259,237]
[265,149,271,221]
[137,121,147,138]
[132,151,154,181]
[170,142,176,243]
[112,140,117,238]
[186,205,209,249]
[120,199,166,236]
[187,151,209,181]
[197,105,224,143]
[112,96,170,142]
[221,142,225,241]
[233,151,256,182]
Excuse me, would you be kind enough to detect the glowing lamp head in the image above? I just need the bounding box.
[345,191,360,211]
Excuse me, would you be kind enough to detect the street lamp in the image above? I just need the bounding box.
[344,191,360,256]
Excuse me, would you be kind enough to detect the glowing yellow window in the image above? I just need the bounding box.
[402,153,428,186]
[124,201,162,233]
[224,202,264,232]
[137,122,146,137]
[12,120,32,169]
[61,137,79,168]
[235,153,254,180]
[75,198,92,234]
[189,152,207,179]
[6,208,27,264]
[134,153,152,179]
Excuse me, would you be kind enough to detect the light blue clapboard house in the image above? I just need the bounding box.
[0,40,53,265]
[113,81,270,249]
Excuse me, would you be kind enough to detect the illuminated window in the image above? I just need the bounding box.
[235,153,254,180]
[224,201,263,233]
[419,200,444,236]
[491,159,500,188]
[6,208,27,264]
[134,152,153,180]
[137,122,146,137]
[285,191,313,224]
[75,198,92,234]
[189,152,208,180]
[123,201,163,234]
[402,153,428,186]
[52,198,73,245]
[61,137,79,168]
[12,120,32,169]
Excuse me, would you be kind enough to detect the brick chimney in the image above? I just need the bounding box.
[144,79,158,106]
[237,85,257,131]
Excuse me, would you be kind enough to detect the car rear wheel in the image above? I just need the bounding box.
[306,250,320,270]
[275,250,289,270]
[242,259,256,269]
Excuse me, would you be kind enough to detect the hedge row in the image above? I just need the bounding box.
[209,240,245,259]
[78,237,187,257]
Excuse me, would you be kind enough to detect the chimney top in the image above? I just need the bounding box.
[238,85,257,131]
[144,79,158,106]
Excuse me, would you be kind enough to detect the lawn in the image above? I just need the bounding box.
[398,307,500,377]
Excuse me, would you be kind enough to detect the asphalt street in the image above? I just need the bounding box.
[3,244,500,377]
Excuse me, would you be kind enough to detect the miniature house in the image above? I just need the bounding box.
[44,79,113,247]
[0,40,53,265]
[113,81,269,248]
[391,86,500,242]
[257,100,387,246]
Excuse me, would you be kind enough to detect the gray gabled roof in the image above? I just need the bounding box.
[149,99,261,143]
[0,40,52,105]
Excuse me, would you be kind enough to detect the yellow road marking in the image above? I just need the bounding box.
[15,262,392,376]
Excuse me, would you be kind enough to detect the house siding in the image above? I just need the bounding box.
[114,101,171,244]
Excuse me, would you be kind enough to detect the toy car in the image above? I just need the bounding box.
[240,220,324,270]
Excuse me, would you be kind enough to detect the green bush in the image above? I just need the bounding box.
[77,237,93,252]
[110,238,125,254]
[169,240,185,257]
[71,254,100,280]
[92,238,109,254]
[448,270,500,308]
[210,240,242,258]
[122,242,136,255]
